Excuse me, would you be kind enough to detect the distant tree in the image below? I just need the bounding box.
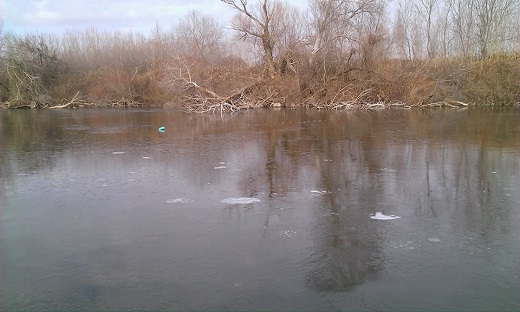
[267,1,307,73]
[416,0,440,58]
[173,11,224,64]
[447,0,519,57]
[352,3,388,71]
[308,0,385,76]
[393,0,429,59]
[474,0,519,57]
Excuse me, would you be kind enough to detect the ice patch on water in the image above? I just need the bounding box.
[221,197,260,204]
[219,162,226,165]
[311,190,330,195]
[428,237,441,242]
[142,156,151,159]
[214,166,227,169]
[370,212,401,220]
[390,240,419,249]
[166,198,193,204]
[283,230,296,237]
[112,151,125,154]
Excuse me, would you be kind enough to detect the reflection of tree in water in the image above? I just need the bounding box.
[5,108,516,292]
[230,109,387,291]
[304,198,384,292]
[229,108,519,292]
[304,113,385,292]
[1,110,65,181]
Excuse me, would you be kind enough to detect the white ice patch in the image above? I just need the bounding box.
[112,151,125,154]
[370,212,401,220]
[166,198,193,204]
[221,197,260,204]
[390,240,419,249]
[214,166,227,169]
[142,156,151,159]
[311,190,330,195]
[428,237,441,242]
[283,230,297,237]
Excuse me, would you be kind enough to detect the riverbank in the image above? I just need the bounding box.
[1,50,518,111]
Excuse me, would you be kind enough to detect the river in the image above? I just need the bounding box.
[1,107,519,310]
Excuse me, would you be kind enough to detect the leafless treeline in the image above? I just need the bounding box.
[393,0,519,59]
[0,0,518,109]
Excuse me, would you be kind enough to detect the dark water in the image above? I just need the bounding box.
[1,108,519,311]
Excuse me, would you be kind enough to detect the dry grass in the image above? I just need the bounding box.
[1,30,518,109]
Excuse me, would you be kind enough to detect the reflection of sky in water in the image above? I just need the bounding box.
[1,108,519,311]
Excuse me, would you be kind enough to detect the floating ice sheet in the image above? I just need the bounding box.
[112,151,126,154]
[428,237,441,242]
[221,197,260,204]
[214,166,227,169]
[370,212,401,220]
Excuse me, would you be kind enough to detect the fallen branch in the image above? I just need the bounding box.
[419,100,469,109]
[49,91,80,109]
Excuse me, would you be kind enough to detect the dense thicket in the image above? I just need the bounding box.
[1,0,518,110]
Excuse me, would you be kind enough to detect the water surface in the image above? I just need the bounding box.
[1,108,519,310]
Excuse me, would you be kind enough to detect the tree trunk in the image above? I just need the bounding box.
[262,32,277,78]
[261,1,277,78]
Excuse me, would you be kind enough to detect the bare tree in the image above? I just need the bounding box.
[474,0,519,57]
[3,33,63,105]
[173,11,225,64]
[392,0,426,59]
[416,0,440,58]
[449,0,476,56]
[268,2,307,67]
[221,0,278,78]
[353,3,388,71]
[447,0,519,57]
[308,0,384,75]
[437,0,453,57]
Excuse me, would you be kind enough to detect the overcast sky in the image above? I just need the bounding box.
[1,0,309,35]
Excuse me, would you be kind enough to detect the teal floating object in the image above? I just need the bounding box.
[158,126,166,132]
